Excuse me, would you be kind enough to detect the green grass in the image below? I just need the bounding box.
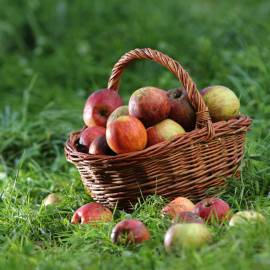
[1,0,270,269]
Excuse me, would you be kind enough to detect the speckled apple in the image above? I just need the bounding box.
[129,86,170,127]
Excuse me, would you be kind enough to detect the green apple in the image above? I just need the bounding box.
[147,119,185,147]
[164,223,211,251]
[201,85,240,122]
[229,210,265,227]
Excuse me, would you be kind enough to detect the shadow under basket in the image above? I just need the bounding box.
[65,48,252,211]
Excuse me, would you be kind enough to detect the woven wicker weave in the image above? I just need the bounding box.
[65,48,252,210]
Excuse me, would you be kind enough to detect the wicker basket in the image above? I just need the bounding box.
[65,48,252,210]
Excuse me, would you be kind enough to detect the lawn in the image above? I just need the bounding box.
[1,0,270,269]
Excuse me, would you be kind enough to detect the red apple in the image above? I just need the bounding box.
[161,197,195,219]
[106,116,147,154]
[111,219,150,245]
[71,202,113,224]
[167,88,196,131]
[173,211,204,224]
[106,105,129,127]
[200,85,240,122]
[129,86,170,127]
[193,197,231,223]
[164,223,211,251]
[79,126,106,150]
[147,119,185,147]
[89,135,115,155]
[83,88,123,127]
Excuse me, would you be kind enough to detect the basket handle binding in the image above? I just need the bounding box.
[107,48,215,139]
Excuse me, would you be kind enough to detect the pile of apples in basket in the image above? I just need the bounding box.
[45,84,265,250]
[77,85,240,155]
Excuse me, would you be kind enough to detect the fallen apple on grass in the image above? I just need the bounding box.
[106,115,147,154]
[193,197,231,223]
[42,193,62,206]
[106,105,129,127]
[167,88,196,131]
[161,197,195,219]
[173,211,204,224]
[129,86,170,127]
[79,126,106,150]
[164,223,211,251]
[229,210,266,227]
[71,202,113,224]
[200,85,240,122]
[83,88,123,127]
[89,135,115,155]
[147,119,185,147]
[111,219,150,245]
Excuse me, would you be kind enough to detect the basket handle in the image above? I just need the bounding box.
[107,48,215,138]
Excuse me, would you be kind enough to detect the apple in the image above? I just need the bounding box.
[147,119,185,147]
[167,88,196,131]
[79,126,106,150]
[83,88,123,127]
[161,197,195,219]
[106,116,147,154]
[89,135,115,155]
[200,85,240,122]
[164,223,211,251]
[106,105,129,127]
[193,197,231,223]
[42,193,61,206]
[129,86,170,127]
[71,202,113,224]
[173,211,204,224]
[229,210,266,227]
[111,219,150,245]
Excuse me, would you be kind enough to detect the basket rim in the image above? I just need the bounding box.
[65,114,252,163]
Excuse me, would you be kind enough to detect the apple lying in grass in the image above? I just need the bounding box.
[42,193,61,206]
[173,211,204,224]
[147,119,185,147]
[129,86,170,127]
[167,88,196,131]
[106,105,129,127]
[89,135,115,155]
[194,197,231,223]
[200,85,240,122]
[161,197,195,219]
[106,116,147,154]
[79,126,106,151]
[111,219,150,245]
[164,223,211,251]
[71,202,112,224]
[83,88,123,127]
[229,210,266,227]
